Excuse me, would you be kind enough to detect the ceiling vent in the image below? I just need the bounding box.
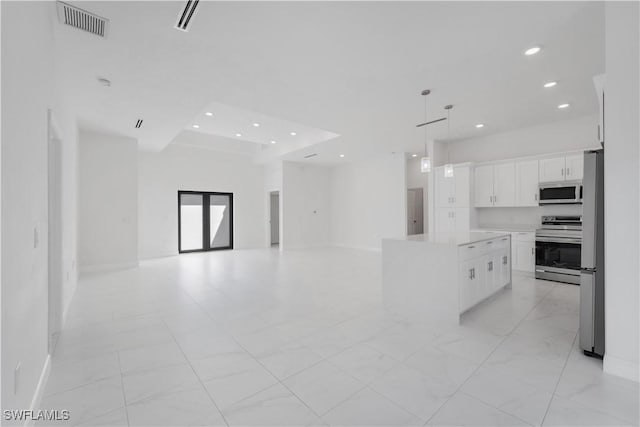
[135,119,143,129]
[304,153,318,159]
[174,0,200,32]
[57,1,109,37]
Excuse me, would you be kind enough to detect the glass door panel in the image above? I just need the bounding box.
[179,193,203,251]
[209,194,232,249]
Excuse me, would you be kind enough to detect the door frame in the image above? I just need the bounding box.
[178,190,234,253]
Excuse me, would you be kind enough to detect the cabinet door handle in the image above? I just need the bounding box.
[567,168,571,176]
[488,261,493,271]
[469,269,473,279]
[486,241,493,245]
[535,194,538,201]
[471,268,475,279]
[467,245,475,249]
[503,256,508,265]
[561,168,565,176]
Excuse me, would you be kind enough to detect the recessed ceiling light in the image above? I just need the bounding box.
[270,140,277,144]
[339,154,345,158]
[235,133,242,137]
[290,131,297,136]
[411,154,418,157]
[558,103,570,109]
[205,112,213,116]
[192,124,200,129]
[524,46,541,56]
[543,81,557,88]
[253,123,260,127]
[475,123,485,128]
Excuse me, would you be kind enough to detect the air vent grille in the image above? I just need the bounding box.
[175,0,200,32]
[57,1,109,37]
[135,119,143,129]
[303,153,318,159]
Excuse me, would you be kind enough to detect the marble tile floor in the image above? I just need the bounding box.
[38,248,638,426]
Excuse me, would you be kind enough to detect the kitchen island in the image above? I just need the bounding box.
[382,232,512,325]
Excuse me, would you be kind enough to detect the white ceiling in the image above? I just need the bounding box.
[55,1,605,164]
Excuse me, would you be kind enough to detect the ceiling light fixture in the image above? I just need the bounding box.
[235,133,242,137]
[412,154,418,158]
[270,140,277,144]
[543,81,557,88]
[339,154,345,158]
[558,103,570,109]
[205,112,213,116]
[253,123,260,127]
[290,131,297,136]
[444,104,454,178]
[192,124,200,129]
[475,123,485,128]
[418,89,433,173]
[524,46,541,56]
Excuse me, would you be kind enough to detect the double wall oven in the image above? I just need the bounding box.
[535,215,582,285]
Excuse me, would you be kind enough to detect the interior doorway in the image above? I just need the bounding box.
[407,188,424,235]
[47,111,63,355]
[270,191,280,246]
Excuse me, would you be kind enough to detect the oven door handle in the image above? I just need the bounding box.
[535,237,582,244]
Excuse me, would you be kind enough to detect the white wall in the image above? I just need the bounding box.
[0,1,79,418]
[281,162,331,249]
[330,153,406,251]
[603,2,639,382]
[78,131,138,272]
[138,144,266,259]
[446,115,600,164]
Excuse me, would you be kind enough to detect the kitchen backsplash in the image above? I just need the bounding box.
[476,204,582,227]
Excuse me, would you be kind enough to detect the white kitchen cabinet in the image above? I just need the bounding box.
[458,235,511,313]
[539,154,584,183]
[474,165,495,207]
[435,164,472,208]
[514,239,535,272]
[593,74,605,145]
[453,165,471,207]
[539,157,566,183]
[436,207,470,234]
[565,154,584,181]
[474,162,515,207]
[435,170,454,208]
[493,162,516,206]
[515,160,539,206]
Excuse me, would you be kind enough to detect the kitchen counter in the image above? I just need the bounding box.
[382,232,512,325]
[387,231,511,246]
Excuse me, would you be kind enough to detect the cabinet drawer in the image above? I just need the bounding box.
[459,243,482,261]
[514,231,535,242]
[494,236,511,251]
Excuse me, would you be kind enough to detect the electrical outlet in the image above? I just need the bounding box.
[14,362,21,394]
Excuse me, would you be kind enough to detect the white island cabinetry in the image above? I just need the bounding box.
[382,232,511,325]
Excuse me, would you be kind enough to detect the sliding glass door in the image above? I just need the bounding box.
[178,191,233,253]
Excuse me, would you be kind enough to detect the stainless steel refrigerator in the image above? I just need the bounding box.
[579,149,605,358]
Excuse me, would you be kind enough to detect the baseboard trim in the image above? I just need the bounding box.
[25,354,52,427]
[79,261,139,275]
[604,354,640,382]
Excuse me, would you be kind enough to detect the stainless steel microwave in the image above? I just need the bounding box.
[538,181,583,204]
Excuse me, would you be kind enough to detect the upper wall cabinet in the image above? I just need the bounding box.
[473,162,516,207]
[593,74,605,145]
[539,154,583,183]
[515,159,539,206]
[435,164,471,208]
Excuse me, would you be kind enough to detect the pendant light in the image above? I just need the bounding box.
[420,89,432,173]
[443,104,454,178]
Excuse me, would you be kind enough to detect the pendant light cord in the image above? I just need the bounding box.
[424,95,428,157]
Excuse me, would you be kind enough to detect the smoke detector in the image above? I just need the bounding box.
[56,1,109,38]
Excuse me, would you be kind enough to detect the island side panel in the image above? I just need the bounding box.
[382,239,459,325]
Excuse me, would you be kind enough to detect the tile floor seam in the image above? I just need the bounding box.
[115,351,131,427]
[160,317,231,427]
[424,281,559,426]
[540,330,578,426]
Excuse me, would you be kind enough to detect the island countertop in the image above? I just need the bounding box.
[384,231,510,246]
